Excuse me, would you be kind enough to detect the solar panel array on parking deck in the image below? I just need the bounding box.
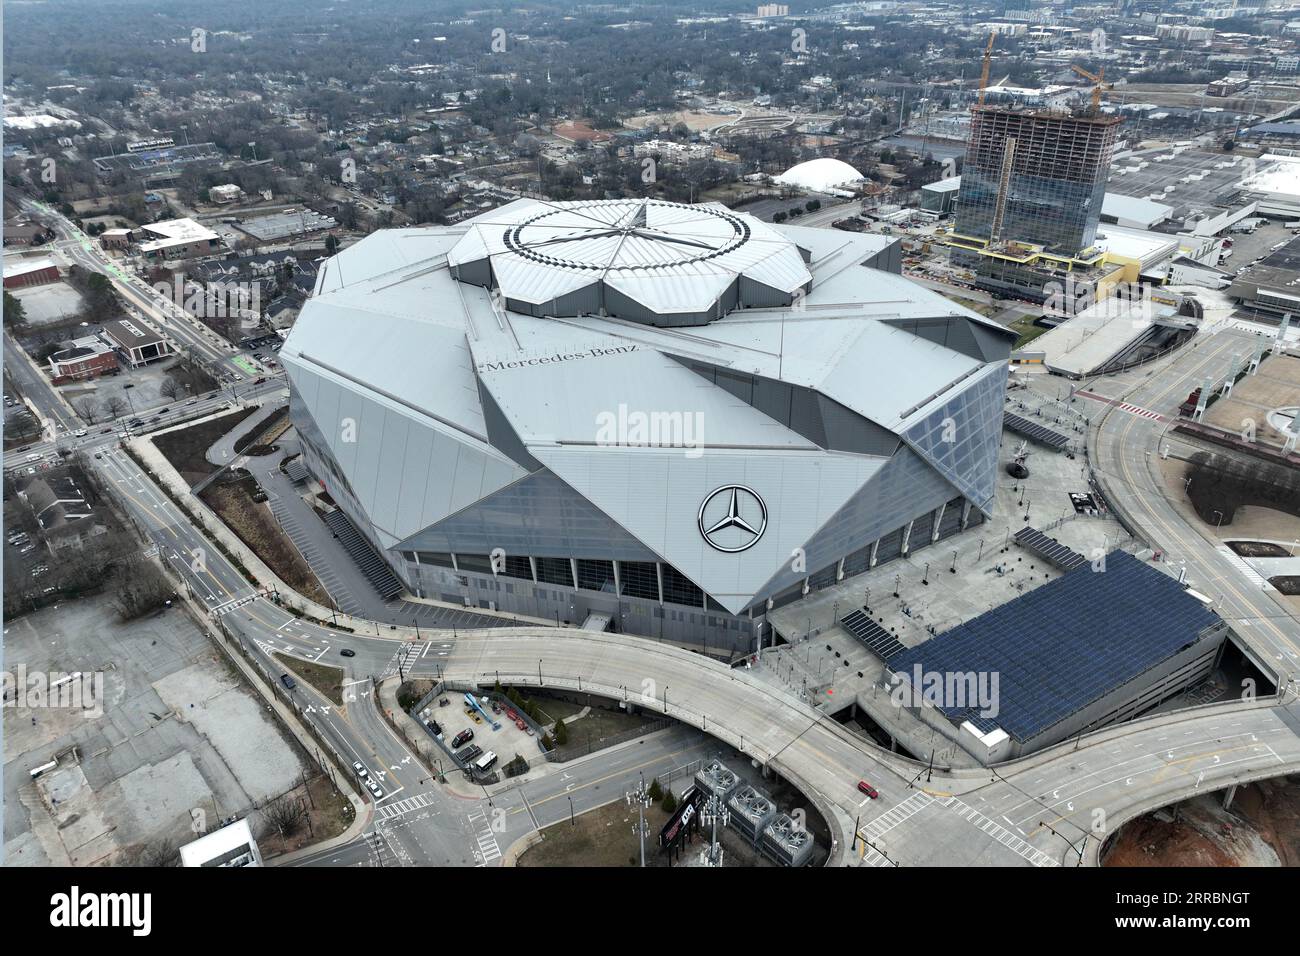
[1014,526,1089,571]
[887,551,1219,743]
[1003,412,1070,450]
[841,609,907,660]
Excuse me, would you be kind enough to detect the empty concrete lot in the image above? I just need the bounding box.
[2,593,307,865]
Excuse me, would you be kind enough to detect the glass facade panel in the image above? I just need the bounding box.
[502,555,534,580]
[661,564,704,608]
[576,558,616,593]
[619,561,659,601]
[535,557,574,587]
[455,553,493,574]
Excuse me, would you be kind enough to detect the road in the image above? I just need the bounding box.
[10,280,1300,866]
[1086,327,1300,678]
[19,196,260,377]
[3,376,286,478]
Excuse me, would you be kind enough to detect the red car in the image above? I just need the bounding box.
[857,780,879,799]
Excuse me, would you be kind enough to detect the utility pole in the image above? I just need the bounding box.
[627,772,652,868]
[700,793,729,866]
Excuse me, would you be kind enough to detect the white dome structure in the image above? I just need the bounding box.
[283,198,1015,654]
[776,157,865,193]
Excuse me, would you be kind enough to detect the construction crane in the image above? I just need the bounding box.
[977,33,996,107]
[1071,64,1113,113]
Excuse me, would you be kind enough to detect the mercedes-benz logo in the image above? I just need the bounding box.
[698,485,767,553]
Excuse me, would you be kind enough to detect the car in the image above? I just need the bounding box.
[100,427,113,434]
[128,419,144,427]
[426,719,442,736]
[857,780,879,799]
[455,744,482,764]
[451,728,474,748]
[279,673,296,690]
[149,416,161,423]
[73,429,87,437]
[254,376,267,385]
[367,781,384,799]
[352,761,369,779]
[94,453,102,460]
[186,399,198,405]
[25,454,40,462]
[339,648,355,657]
[18,544,36,555]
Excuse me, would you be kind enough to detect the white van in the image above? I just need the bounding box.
[474,751,498,773]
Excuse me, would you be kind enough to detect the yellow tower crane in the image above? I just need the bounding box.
[977,33,996,107]
[1071,64,1113,113]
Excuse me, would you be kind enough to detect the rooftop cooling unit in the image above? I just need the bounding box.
[761,813,816,867]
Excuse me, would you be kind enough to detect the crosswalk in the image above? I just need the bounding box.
[1075,390,1165,422]
[1217,546,1271,590]
[1115,401,1164,422]
[211,593,260,618]
[467,807,502,866]
[856,791,932,865]
[380,642,424,680]
[856,791,1059,867]
[376,791,439,822]
[939,797,1059,867]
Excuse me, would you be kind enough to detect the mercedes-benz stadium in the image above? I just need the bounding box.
[281,198,1016,651]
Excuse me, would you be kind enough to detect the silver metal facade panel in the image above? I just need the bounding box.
[396,469,660,561]
[532,445,879,614]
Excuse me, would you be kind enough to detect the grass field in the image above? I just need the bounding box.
[517,797,674,867]
[274,652,345,705]
[152,407,258,484]
[203,475,331,605]
[1006,315,1049,348]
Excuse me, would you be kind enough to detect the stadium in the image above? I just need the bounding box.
[281,198,1016,651]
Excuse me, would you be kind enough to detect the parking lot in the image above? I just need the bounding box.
[3,593,310,865]
[416,692,539,774]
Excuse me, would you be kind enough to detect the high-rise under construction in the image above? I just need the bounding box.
[946,102,1123,303]
[954,105,1120,256]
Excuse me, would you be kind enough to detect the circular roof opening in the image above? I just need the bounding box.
[447,198,812,327]
[502,200,752,271]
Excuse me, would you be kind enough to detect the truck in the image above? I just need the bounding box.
[1179,387,1202,418]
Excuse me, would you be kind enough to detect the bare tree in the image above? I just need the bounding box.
[159,376,182,401]
[102,395,128,420]
[262,794,308,837]
[73,397,101,424]
[140,837,178,867]
[109,554,174,621]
